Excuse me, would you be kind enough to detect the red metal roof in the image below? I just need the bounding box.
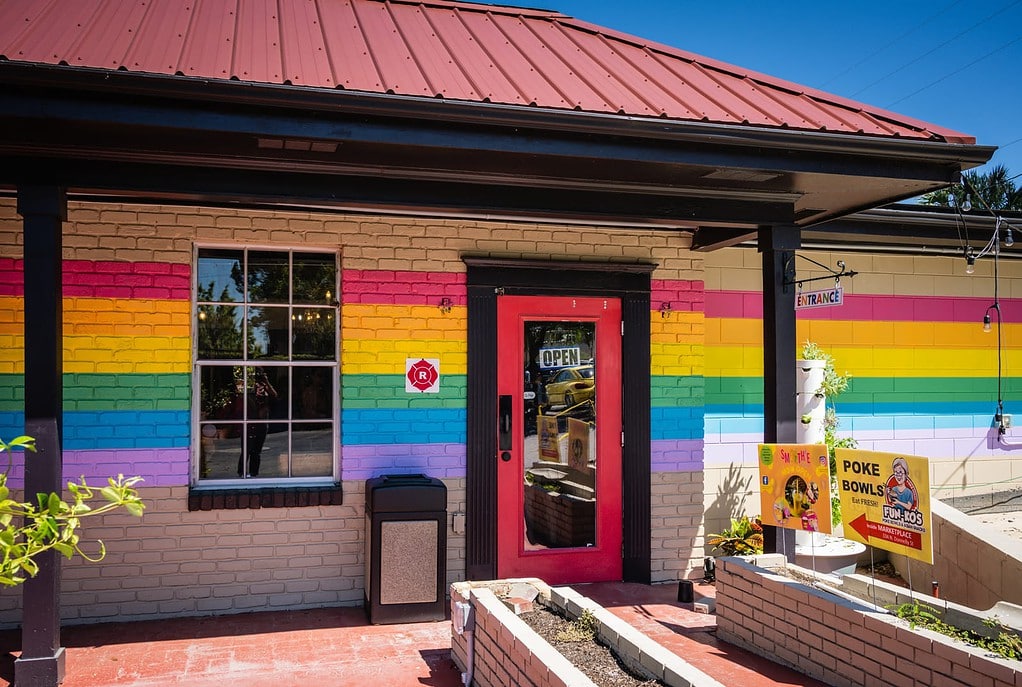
[0,0,974,144]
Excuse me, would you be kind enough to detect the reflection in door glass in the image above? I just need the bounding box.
[521,321,596,550]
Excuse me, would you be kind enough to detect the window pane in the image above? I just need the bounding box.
[293,367,333,419]
[245,366,286,421]
[197,249,243,303]
[199,425,242,480]
[293,253,337,304]
[200,366,242,421]
[292,308,336,360]
[291,423,334,477]
[248,306,290,359]
[248,251,289,304]
[244,422,288,478]
[197,305,243,359]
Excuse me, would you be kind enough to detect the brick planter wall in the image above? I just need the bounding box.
[450,579,724,687]
[715,556,1022,687]
[523,485,595,548]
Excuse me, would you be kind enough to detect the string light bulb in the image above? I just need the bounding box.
[965,251,976,275]
[983,313,992,333]
[961,195,972,212]
[1006,227,1015,248]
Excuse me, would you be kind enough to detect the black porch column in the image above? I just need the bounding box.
[15,186,66,687]
[758,225,799,559]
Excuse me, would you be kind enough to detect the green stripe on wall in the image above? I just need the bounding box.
[0,373,191,411]
[343,374,467,409]
[705,376,1022,404]
[651,376,704,407]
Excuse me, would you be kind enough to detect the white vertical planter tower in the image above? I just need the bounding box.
[793,357,865,570]
[796,358,826,444]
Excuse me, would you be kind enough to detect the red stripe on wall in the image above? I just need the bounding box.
[651,279,704,312]
[707,289,1021,322]
[342,269,467,305]
[0,259,190,298]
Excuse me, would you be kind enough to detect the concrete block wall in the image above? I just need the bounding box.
[715,556,1022,687]
[889,499,1022,610]
[0,198,705,623]
[701,246,1022,538]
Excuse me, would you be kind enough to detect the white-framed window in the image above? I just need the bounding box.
[193,247,338,485]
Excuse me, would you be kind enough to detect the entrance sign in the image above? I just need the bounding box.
[758,444,832,534]
[796,285,843,310]
[538,346,581,369]
[405,358,440,393]
[836,449,932,563]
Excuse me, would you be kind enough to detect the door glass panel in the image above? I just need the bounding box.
[522,320,596,550]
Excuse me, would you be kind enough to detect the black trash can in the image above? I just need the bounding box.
[364,474,447,624]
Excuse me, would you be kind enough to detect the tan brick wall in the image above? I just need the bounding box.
[0,477,467,627]
[651,471,709,582]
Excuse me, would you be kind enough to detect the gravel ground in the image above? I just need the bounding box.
[970,510,1022,540]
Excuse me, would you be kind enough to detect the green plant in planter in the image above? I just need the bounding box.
[707,515,764,556]
[0,435,145,586]
[890,600,1022,661]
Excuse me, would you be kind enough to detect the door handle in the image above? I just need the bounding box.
[498,394,512,451]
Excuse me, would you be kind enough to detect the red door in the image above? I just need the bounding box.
[496,295,622,584]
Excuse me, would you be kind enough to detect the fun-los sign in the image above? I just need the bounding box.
[758,444,832,534]
[835,449,932,563]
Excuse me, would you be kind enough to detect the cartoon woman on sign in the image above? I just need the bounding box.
[885,457,919,511]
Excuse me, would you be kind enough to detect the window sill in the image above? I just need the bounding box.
[187,484,342,511]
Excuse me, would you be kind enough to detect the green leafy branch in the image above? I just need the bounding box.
[0,435,145,586]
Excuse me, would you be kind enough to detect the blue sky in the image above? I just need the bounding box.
[545,0,1022,181]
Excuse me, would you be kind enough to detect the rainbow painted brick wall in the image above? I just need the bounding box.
[702,247,1022,534]
[0,257,192,486]
[0,199,708,623]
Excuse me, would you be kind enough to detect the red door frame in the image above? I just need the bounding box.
[495,295,622,584]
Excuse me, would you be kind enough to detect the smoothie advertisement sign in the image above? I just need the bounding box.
[835,449,933,564]
[758,444,832,535]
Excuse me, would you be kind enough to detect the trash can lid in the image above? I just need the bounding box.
[366,473,447,513]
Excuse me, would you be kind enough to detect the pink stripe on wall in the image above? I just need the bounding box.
[0,259,191,299]
[651,279,704,311]
[342,269,466,305]
[707,289,1022,322]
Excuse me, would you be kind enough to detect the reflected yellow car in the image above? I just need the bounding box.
[544,366,595,407]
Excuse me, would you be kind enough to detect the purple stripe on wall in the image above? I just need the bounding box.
[342,443,467,481]
[706,290,1022,323]
[341,269,467,306]
[651,439,704,472]
[4,448,190,488]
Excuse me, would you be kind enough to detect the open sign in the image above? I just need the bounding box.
[538,347,581,369]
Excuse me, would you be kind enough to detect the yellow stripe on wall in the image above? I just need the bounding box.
[341,304,467,341]
[0,297,190,337]
[707,344,1011,378]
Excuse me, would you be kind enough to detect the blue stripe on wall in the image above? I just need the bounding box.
[0,410,190,450]
[342,408,466,445]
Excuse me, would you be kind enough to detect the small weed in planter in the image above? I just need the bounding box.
[890,600,1022,661]
[708,515,764,556]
